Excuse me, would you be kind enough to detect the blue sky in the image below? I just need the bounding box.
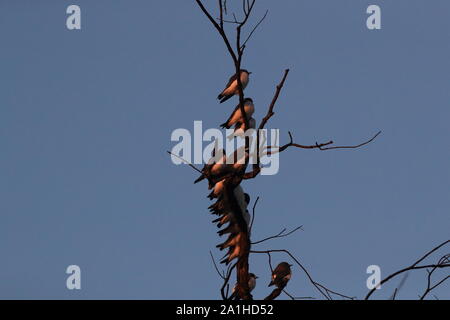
[0,0,449,299]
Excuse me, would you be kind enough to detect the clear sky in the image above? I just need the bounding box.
[0,0,449,299]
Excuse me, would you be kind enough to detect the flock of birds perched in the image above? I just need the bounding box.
[193,69,292,299]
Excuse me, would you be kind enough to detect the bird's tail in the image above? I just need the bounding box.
[220,122,230,129]
[219,94,233,104]
[194,174,205,184]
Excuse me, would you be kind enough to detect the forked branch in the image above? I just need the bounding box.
[365,240,450,300]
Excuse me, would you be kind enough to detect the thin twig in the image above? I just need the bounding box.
[249,196,259,233]
[264,131,381,155]
[389,272,409,300]
[218,0,224,30]
[420,270,450,300]
[210,251,226,280]
[167,151,202,173]
[241,10,268,48]
[252,226,303,245]
[258,69,290,131]
[221,261,237,300]
[195,0,238,63]
[283,289,317,300]
[244,68,290,180]
[319,130,382,150]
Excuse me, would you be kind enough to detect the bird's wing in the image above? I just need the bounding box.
[221,105,241,128]
[223,73,238,90]
[278,268,291,280]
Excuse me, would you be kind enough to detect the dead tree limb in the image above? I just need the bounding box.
[195,0,271,300]
[249,196,259,233]
[251,226,303,245]
[263,130,382,155]
[166,151,202,174]
[258,69,290,131]
[192,0,382,301]
[365,240,450,300]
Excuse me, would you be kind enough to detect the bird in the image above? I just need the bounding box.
[220,98,255,129]
[208,179,226,200]
[269,262,292,288]
[194,148,227,186]
[207,147,249,200]
[227,117,256,140]
[216,187,251,235]
[217,69,251,104]
[230,273,258,300]
[248,272,258,291]
[228,146,248,165]
[233,186,251,228]
[195,146,248,190]
[212,186,246,226]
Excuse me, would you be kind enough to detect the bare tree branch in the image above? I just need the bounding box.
[420,254,450,300]
[389,272,409,300]
[241,10,268,49]
[263,130,382,155]
[284,292,317,300]
[251,249,355,300]
[318,130,382,150]
[251,226,303,245]
[190,0,417,302]
[195,0,238,63]
[218,0,224,30]
[201,0,260,300]
[166,151,202,174]
[244,130,381,180]
[234,0,257,130]
[249,196,260,232]
[220,262,237,300]
[258,69,290,131]
[210,251,226,280]
[365,240,450,300]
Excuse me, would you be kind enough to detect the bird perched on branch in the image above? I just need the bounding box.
[269,262,292,288]
[194,148,227,187]
[196,146,249,189]
[220,98,255,129]
[208,178,226,200]
[211,179,251,265]
[227,117,256,140]
[230,273,258,300]
[211,189,250,232]
[217,70,251,103]
[206,151,247,200]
